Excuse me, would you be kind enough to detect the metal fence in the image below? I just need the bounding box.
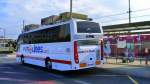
[104,34,150,66]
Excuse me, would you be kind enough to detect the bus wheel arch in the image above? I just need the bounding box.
[45,57,52,70]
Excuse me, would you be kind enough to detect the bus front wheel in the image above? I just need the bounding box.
[45,58,52,70]
[21,56,24,64]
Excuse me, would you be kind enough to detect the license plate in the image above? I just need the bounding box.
[88,63,94,66]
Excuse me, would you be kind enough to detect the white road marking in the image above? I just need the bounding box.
[74,80,91,84]
[127,75,139,84]
[94,74,127,77]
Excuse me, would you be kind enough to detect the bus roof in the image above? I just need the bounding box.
[21,19,94,34]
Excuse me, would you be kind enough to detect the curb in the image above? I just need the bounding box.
[105,63,150,68]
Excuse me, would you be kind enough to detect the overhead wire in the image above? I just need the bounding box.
[94,7,150,23]
[101,14,150,23]
[94,7,150,19]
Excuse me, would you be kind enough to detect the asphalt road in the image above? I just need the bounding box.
[0,54,150,84]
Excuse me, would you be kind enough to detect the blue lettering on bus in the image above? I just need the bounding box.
[32,46,43,53]
[23,46,44,53]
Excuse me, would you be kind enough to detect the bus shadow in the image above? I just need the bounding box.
[22,63,110,78]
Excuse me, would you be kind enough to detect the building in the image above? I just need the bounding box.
[0,37,15,53]
[103,21,150,35]
[102,21,150,58]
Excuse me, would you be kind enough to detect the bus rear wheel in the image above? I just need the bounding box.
[21,56,24,64]
[45,58,52,70]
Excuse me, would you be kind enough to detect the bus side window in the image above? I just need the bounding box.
[64,24,71,41]
[59,24,71,42]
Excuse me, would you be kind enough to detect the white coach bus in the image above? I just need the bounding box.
[16,19,104,71]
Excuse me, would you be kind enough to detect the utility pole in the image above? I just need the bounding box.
[70,0,73,19]
[0,28,6,47]
[22,20,25,33]
[3,29,5,45]
[0,28,5,38]
[3,28,5,39]
[128,0,131,23]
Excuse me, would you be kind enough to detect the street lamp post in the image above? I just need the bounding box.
[22,20,25,33]
[128,0,131,23]
[70,0,73,19]
[0,28,6,47]
[0,28,5,38]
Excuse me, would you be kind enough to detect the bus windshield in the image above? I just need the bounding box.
[77,21,101,33]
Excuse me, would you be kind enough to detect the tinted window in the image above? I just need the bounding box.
[59,24,71,42]
[77,40,99,46]
[77,21,101,33]
[18,24,71,44]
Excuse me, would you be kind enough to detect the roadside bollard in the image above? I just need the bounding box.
[139,58,142,64]
[145,58,148,65]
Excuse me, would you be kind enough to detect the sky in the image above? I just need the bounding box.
[0,0,150,39]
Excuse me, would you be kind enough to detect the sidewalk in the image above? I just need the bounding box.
[105,57,150,66]
[99,64,150,79]
[7,53,16,58]
[0,54,16,63]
